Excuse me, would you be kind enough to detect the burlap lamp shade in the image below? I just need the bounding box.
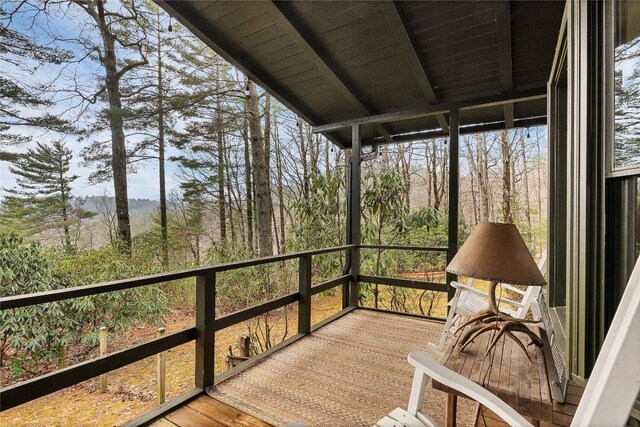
[446,222,546,286]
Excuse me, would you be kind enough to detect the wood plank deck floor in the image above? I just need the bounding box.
[151,381,584,427]
[149,395,273,427]
[147,310,584,427]
[475,381,585,427]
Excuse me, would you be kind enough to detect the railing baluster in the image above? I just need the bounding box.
[298,255,312,335]
[195,272,215,389]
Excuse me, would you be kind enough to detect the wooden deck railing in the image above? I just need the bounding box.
[0,243,450,417]
[359,244,449,294]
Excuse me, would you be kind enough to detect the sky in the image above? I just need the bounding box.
[0,127,185,200]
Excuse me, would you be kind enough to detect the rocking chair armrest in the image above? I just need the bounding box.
[407,351,533,427]
[495,296,524,307]
[450,281,489,298]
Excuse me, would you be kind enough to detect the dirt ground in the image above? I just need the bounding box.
[0,293,344,427]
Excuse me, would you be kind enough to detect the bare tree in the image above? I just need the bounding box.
[500,130,513,223]
[246,80,273,257]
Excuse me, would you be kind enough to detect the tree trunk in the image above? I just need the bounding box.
[310,132,320,175]
[225,150,236,243]
[247,80,273,257]
[274,120,286,253]
[272,207,280,254]
[463,137,480,225]
[157,13,168,268]
[439,141,448,213]
[263,93,275,249]
[324,137,330,174]
[520,133,532,245]
[298,120,310,199]
[243,95,254,251]
[400,144,411,210]
[59,158,71,249]
[229,150,246,245]
[431,139,440,210]
[216,66,226,241]
[96,0,132,252]
[478,134,491,221]
[425,143,432,208]
[500,130,513,223]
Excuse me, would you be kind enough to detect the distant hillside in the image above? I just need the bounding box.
[77,196,159,215]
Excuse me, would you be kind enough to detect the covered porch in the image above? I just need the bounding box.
[2,0,639,425]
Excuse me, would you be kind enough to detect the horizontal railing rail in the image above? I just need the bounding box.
[311,274,350,295]
[214,291,300,332]
[0,245,355,310]
[0,243,449,417]
[0,328,198,410]
[358,274,446,292]
[359,244,448,252]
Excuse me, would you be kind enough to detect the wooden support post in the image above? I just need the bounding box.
[99,326,108,393]
[195,273,215,389]
[156,327,166,405]
[446,109,460,303]
[349,124,362,307]
[343,171,352,311]
[298,255,312,335]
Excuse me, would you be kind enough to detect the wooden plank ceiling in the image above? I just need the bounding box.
[158,1,565,147]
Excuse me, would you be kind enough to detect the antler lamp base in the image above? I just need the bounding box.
[454,281,543,361]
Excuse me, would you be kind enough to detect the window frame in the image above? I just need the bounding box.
[606,0,640,178]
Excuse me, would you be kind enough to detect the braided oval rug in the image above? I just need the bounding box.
[207,310,478,427]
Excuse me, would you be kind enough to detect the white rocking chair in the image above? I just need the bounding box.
[376,256,640,427]
[429,250,547,352]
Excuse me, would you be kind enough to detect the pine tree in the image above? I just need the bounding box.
[0,9,74,145]
[168,35,239,242]
[0,140,86,247]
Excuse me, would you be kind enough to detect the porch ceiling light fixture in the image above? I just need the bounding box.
[445,222,546,360]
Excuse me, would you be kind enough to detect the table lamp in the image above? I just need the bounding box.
[445,222,546,358]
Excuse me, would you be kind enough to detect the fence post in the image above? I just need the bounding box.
[156,327,166,404]
[99,326,108,393]
[195,272,215,389]
[298,255,312,335]
[241,335,251,357]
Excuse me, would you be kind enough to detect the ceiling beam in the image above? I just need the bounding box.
[380,1,450,134]
[313,87,547,133]
[496,1,515,128]
[266,1,394,142]
[365,116,547,146]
